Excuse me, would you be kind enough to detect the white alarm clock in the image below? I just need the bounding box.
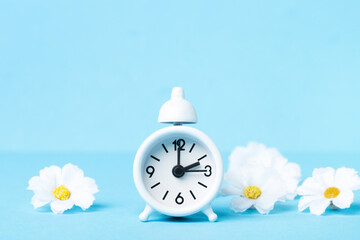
[133,87,223,222]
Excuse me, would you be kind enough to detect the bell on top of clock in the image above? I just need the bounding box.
[158,87,197,124]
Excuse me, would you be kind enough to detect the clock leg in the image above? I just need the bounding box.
[202,206,217,222]
[139,204,153,222]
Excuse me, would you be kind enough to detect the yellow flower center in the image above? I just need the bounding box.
[53,185,71,200]
[244,186,262,199]
[324,187,340,199]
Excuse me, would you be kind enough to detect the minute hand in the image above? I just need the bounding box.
[183,162,200,171]
[185,169,207,172]
[177,147,181,166]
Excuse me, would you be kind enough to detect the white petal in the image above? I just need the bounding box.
[39,166,61,188]
[71,192,95,210]
[312,167,335,188]
[297,177,324,196]
[334,167,360,191]
[226,164,287,201]
[28,166,61,192]
[332,190,354,209]
[309,198,330,216]
[284,178,300,200]
[265,147,287,170]
[228,146,250,170]
[284,192,298,201]
[28,176,47,191]
[224,169,247,190]
[228,142,269,169]
[298,196,319,212]
[246,142,271,167]
[283,162,301,180]
[31,189,54,207]
[282,163,301,198]
[220,185,242,196]
[230,197,254,213]
[68,177,99,194]
[31,194,52,208]
[253,195,278,214]
[242,166,280,191]
[50,199,74,214]
[28,176,54,203]
[61,163,85,189]
[260,172,287,199]
[28,166,60,209]
[28,177,54,196]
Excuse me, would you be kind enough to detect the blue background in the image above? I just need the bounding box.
[1,0,360,239]
[1,0,360,153]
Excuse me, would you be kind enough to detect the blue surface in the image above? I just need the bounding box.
[1,0,360,153]
[1,152,360,240]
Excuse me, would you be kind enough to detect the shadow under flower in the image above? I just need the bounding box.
[214,200,298,221]
[64,203,112,214]
[35,205,52,213]
[322,203,360,216]
[34,203,112,214]
[270,202,297,214]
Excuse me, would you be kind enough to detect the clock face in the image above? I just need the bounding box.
[142,136,217,209]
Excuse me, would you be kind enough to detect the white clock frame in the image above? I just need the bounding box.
[133,125,223,221]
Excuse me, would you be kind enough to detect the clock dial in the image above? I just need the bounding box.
[142,136,216,208]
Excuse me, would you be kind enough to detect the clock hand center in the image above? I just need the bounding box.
[172,161,201,178]
[172,165,185,178]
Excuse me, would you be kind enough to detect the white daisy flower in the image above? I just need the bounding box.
[221,165,287,214]
[297,167,360,216]
[27,163,99,214]
[229,142,301,200]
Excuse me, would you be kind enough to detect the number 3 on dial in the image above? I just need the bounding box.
[204,165,212,177]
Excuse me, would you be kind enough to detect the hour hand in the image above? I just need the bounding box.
[184,162,200,171]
